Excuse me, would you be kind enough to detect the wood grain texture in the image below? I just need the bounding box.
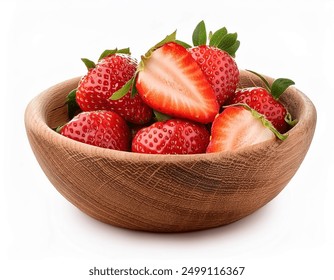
[24,70,317,232]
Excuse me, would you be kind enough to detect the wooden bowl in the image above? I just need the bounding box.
[24,70,317,232]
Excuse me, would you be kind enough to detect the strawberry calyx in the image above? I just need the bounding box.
[55,124,65,133]
[81,58,96,70]
[285,112,298,127]
[81,48,131,70]
[109,76,136,100]
[140,31,177,68]
[98,48,130,61]
[246,70,295,100]
[224,103,288,141]
[66,88,81,119]
[191,20,240,57]
[153,110,172,122]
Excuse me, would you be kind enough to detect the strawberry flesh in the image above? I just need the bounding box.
[136,42,219,124]
[206,106,275,153]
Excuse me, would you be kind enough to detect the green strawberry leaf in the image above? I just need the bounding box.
[81,58,96,70]
[153,110,172,122]
[110,77,134,100]
[55,124,65,133]
[117,47,131,54]
[246,69,271,92]
[218,33,238,52]
[66,88,81,119]
[224,40,240,58]
[139,30,177,72]
[130,73,139,98]
[285,112,298,127]
[143,30,177,58]
[246,70,295,99]
[192,20,207,46]
[208,31,213,42]
[209,27,228,47]
[271,78,295,99]
[98,48,131,61]
[175,39,192,49]
[98,48,118,61]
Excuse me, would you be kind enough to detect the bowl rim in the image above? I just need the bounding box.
[25,72,317,164]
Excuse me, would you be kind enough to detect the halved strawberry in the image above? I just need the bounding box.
[206,105,286,153]
[134,35,219,124]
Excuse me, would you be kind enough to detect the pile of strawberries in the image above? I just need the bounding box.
[58,21,296,154]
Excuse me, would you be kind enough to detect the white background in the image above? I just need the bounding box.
[1,0,333,279]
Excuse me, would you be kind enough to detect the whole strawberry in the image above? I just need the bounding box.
[132,119,210,154]
[187,21,240,106]
[227,70,296,133]
[75,49,152,124]
[58,110,130,151]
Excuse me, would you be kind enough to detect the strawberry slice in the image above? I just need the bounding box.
[136,42,219,124]
[206,105,286,153]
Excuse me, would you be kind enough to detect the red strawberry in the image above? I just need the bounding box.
[132,119,210,154]
[187,21,240,106]
[134,34,219,124]
[58,110,130,151]
[75,49,152,124]
[206,105,286,153]
[227,70,296,133]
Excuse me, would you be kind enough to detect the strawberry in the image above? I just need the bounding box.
[206,105,286,153]
[58,110,130,151]
[132,119,210,154]
[75,48,152,124]
[227,70,296,133]
[121,32,219,124]
[187,21,240,106]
